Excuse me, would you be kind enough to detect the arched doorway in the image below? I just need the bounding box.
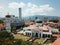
[35,33,38,37]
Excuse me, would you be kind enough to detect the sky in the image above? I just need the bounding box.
[0,0,60,17]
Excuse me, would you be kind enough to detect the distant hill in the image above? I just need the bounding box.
[23,15,60,20]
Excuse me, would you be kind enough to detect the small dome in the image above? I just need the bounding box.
[6,15,11,18]
[35,19,42,23]
[5,12,11,18]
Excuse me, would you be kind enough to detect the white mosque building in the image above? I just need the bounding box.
[4,8,24,32]
[21,24,59,38]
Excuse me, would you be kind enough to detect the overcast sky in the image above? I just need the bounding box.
[0,0,60,17]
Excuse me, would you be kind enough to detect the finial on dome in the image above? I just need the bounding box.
[6,12,11,18]
[7,12,9,15]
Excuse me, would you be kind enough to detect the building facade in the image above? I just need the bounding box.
[4,12,24,32]
[22,25,52,38]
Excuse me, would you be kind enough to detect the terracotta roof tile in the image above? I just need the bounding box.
[0,23,6,29]
[52,34,60,37]
[52,38,60,45]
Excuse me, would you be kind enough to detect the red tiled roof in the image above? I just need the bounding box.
[47,22,60,26]
[25,21,35,25]
[24,24,51,31]
[52,38,60,45]
[0,23,6,29]
[52,34,60,37]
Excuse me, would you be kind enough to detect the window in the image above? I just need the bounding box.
[43,30,49,32]
[23,30,25,32]
[40,33,41,37]
[28,29,31,31]
[29,33,31,36]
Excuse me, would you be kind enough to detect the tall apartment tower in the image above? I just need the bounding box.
[19,8,22,21]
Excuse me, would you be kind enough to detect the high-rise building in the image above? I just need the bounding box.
[19,8,22,21]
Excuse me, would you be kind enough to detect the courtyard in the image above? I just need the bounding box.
[13,33,31,41]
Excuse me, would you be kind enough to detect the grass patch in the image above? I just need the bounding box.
[13,34,30,41]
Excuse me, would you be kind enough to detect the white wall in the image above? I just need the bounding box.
[5,18,11,32]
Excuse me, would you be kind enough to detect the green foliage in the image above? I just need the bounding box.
[2,38,13,45]
[21,41,31,45]
[49,19,59,23]
[13,39,31,45]
[12,26,16,30]
[11,26,16,32]
[0,20,4,23]
[0,31,14,40]
[0,31,31,45]
[0,31,14,45]
[13,39,22,45]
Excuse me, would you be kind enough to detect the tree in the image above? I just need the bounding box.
[13,39,22,45]
[49,19,59,23]
[0,31,14,45]
[0,31,14,40]
[2,38,13,45]
[11,26,16,32]
[0,20,4,24]
[0,31,31,45]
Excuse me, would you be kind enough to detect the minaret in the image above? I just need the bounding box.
[19,8,22,21]
[5,12,11,32]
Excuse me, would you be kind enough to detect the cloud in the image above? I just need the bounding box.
[9,2,25,9]
[22,3,54,17]
[0,6,4,12]
[8,2,54,17]
[0,6,4,10]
